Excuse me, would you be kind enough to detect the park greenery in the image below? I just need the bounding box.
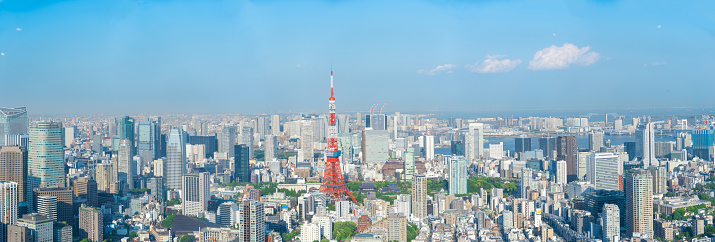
[161,213,176,228]
[333,221,359,241]
[281,229,300,241]
[166,199,181,206]
[407,222,419,241]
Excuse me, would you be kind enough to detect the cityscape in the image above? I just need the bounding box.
[2,1,715,242]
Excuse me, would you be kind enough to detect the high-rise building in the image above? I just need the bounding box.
[188,135,218,159]
[149,177,165,203]
[336,201,351,220]
[238,200,265,242]
[95,163,113,193]
[647,166,667,195]
[17,213,52,242]
[166,128,187,190]
[448,156,467,195]
[365,114,387,131]
[0,181,18,240]
[624,142,637,161]
[313,216,333,240]
[182,172,210,216]
[691,130,714,161]
[234,144,250,183]
[466,123,484,161]
[271,115,280,135]
[74,177,97,207]
[424,135,435,160]
[300,222,321,242]
[0,107,28,146]
[539,137,556,159]
[218,202,238,228]
[515,137,531,153]
[33,187,73,225]
[521,168,533,198]
[635,123,656,167]
[78,204,103,242]
[35,196,57,221]
[264,135,276,161]
[117,139,133,187]
[557,136,577,182]
[602,203,620,242]
[119,116,135,147]
[404,147,415,181]
[555,160,567,185]
[28,121,65,208]
[54,223,72,242]
[300,121,314,162]
[411,174,427,218]
[588,153,619,191]
[63,126,75,148]
[7,224,33,242]
[219,126,237,159]
[0,146,27,204]
[451,140,464,156]
[240,126,254,159]
[626,168,653,238]
[589,131,604,152]
[137,120,161,161]
[362,130,389,164]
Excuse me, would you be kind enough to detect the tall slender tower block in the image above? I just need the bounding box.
[319,64,357,203]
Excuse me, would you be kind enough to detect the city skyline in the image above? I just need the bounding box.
[1,0,714,114]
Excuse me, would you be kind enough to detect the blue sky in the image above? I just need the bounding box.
[0,0,713,115]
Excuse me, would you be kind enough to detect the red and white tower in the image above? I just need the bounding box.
[320,64,357,203]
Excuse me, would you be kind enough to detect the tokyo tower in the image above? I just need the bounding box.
[319,64,357,204]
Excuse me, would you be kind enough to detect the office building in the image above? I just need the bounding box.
[300,222,321,242]
[238,200,265,242]
[424,135,435,160]
[337,201,351,220]
[219,126,236,159]
[539,137,556,159]
[271,115,280,135]
[451,140,464,156]
[4,134,28,148]
[626,169,653,238]
[635,123,656,167]
[313,216,332,240]
[411,174,427,218]
[54,223,72,242]
[448,156,467,194]
[189,135,218,159]
[63,126,75,148]
[466,123,484,161]
[74,177,97,207]
[692,130,714,161]
[182,172,210,216]
[555,160,567,185]
[7,224,33,242]
[515,137,531,153]
[362,130,389,164]
[78,204,103,242]
[218,202,238,228]
[589,131,604,152]
[137,119,161,160]
[17,213,52,242]
[35,196,57,222]
[118,139,133,187]
[557,136,577,182]
[28,122,65,190]
[119,116,135,145]
[149,177,165,203]
[300,121,314,162]
[33,187,73,225]
[264,135,276,161]
[588,153,619,191]
[95,163,113,193]
[365,114,387,130]
[0,146,27,204]
[0,107,28,147]
[602,204,620,242]
[0,181,18,240]
[234,144,250,183]
[166,128,187,190]
[648,166,667,195]
[404,147,415,181]
[240,126,255,159]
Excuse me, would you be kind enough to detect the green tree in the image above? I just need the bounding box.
[406,222,419,242]
[166,199,181,206]
[161,213,176,228]
[129,231,137,239]
[80,239,91,242]
[179,235,195,242]
[281,230,300,241]
[333,221,359,240]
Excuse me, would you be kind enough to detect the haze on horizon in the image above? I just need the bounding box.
[1,0,714,115]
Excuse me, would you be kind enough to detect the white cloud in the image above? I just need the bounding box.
[16,28,21,31]
[1,53,4,56]
[296,64,302,68]
[528,43,600,70]
[553,33,557,37]
[417,64,456,75]
[657,25,662,29]
[466,55,521,73]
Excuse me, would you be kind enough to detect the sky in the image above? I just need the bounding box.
[0,0,714,115]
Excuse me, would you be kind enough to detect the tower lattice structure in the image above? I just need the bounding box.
[319,64,357,204]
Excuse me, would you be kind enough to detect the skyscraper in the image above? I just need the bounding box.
[515,137,531,153]
[218,202,238,228]
[557,136,577,182]
[182,172,210,216]
[647,166,667,195]
[411,174,427,218]
[589,131,604,152]
[264,135,276,161]
[626,168,653,238]
[635,122,656,167]
[361,130,389,164]
[234,144,250,183]
[450,140,464,156]
[448,156,467,195]
[538,137,556,159]
[0,146,27,204]
[17,213,52,242]
[95,163,112,193]
[238,200,265,242]
[555,160,567,185]
[74,177,97,207]
[466,123,484,161]
[602,203,620,242]
[149,177,165,203]
[691,129,714,161]
[166,128,187,190]
[137,119,161,160]
[78,204,103,242]
[0,181,18,240]
[33,187,73,225]
[365,114,387,130]
[35,195,57,221]
[300,121,314,162]
[28,121,65,201]
[0,107,28,146]
[240,126,254,159]
[404,147,415,181]
[219,126,237,158]
[271,115,280,135]
[119,116,135,148]
[587,153,619,191]
[117,139,133,188]
[424,135,435,160]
